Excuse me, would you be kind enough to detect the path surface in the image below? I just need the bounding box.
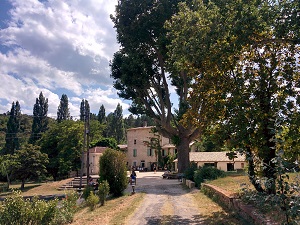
[125,172,204,225]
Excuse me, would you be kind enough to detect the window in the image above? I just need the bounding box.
[162,149,166,157]
[227,163,234,171]
[133,149,137,157]
[204,163,215,167]
[241,163,244,168]
[147,148,154,156]
[134,139,137,144]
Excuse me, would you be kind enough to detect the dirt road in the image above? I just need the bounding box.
[124,172,201,225]
[125,172,205,224]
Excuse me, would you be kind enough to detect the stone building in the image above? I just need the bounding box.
[126,126,176,171]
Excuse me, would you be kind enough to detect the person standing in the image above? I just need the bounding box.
[130,169,137,194]
[153,164,157,174]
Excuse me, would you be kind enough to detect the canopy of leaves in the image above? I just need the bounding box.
[111,0,204,172]
[11,144,48,189]
[166,0,300,194]
[39,120,83,180]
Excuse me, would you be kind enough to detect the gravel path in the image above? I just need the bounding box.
[125,172,204,225]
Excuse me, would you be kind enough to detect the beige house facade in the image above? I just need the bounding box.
[126,126,176,171]
[174,151,246,172]
[82,146,107,175]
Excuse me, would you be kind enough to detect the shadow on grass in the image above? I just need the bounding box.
[144,211,249,225]
[0,183,42,197]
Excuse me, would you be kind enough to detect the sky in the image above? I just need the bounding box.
[0,0,133,119]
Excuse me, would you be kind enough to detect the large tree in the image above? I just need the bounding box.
[97,104,106,124]
[166,0,300,194]
[110,0,207,172]
[39,120,84,180]
[11,144,48,189]
[57,94,70,123]
[113,103,125,144]
[80,99,90,122]
[29,92,49,145]
[104,104,125,144]
[3,101,21,155]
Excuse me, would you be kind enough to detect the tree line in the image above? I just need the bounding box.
[0,92,155,186]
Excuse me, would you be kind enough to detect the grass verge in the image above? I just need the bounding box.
[71,193,145,225]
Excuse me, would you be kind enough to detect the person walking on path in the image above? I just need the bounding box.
[153,164,157,174]
[130,169,137,194]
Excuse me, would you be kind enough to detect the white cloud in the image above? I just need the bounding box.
[0,0,126,117]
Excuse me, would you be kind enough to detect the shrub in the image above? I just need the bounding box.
[0,190,79,225]
[184,162,198,181]
[99,148,127,196]
[86,191,99,211]
[194,166,226,187]
[83,185,94,200]
[98,180,110,206]
[52,191,78,224]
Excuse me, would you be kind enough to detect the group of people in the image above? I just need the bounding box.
[88,176,99,191]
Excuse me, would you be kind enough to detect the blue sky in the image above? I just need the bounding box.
[0,0,131,118]
[0,0,178,119]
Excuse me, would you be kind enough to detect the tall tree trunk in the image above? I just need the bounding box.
[21,179,25,190]
[177,136,190,173]
[246,147,264,192]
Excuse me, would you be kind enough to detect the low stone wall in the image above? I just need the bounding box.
[201,183,279,225]
[182,178,196,189]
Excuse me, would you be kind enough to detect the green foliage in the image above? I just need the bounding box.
[57,94,70,123]
[39,120,83,180]
[11,144,49,189]
[167,0,299,194]
[51,191,78,224]
[99,148,127,196]
[90,137,117,149]
[104,104,125,144]
[88,120,105,145]
[80,99,90,122]
[0,114,9,151]
[97,104,106,124]
[3,101,21,155]
[29,92,49,145]
[194,166,226,187]
[0,190,78,225]
[110,0,202,173]
[83,185,94,200]
[86,191,99,211]
[98,180,110,206]
[184,162,198,182]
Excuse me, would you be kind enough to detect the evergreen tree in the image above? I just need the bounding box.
[104,112,114,138]
[29,92,48,145]
[97,104,106,124]
[124,114,135,129]
[2,101,21,155]
[114,103,125,144]
[80,99,90,122]
[57,94,70,123]
[105,104,125,144]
